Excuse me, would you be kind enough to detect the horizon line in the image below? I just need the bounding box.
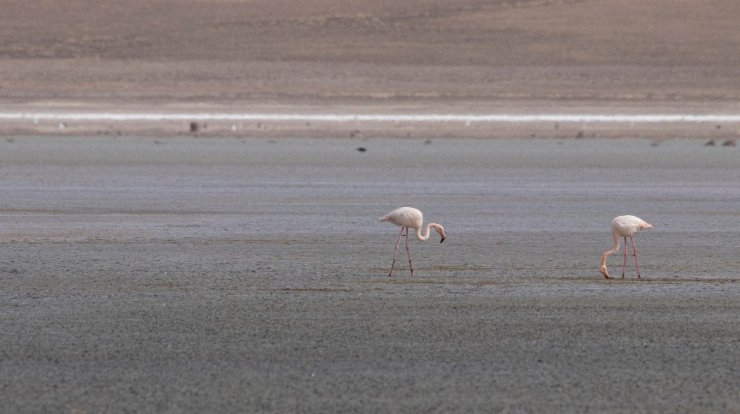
[2,112,740,123]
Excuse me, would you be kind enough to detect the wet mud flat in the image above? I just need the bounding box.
[1,136,739,412]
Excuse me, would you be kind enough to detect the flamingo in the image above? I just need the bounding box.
[379,207,446,276]
[600,215,654,279]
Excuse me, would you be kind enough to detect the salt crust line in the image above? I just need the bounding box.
[2,112,740,123]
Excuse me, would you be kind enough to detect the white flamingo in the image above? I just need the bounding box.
[600,215,654,279]
[379,207,446,276]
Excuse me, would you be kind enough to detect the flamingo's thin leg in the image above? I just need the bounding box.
[631,236,641,278]
[405,228,414,276]
[621,236,628,279]
[388,226,404,276]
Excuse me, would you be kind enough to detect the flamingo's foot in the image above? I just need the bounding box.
[600,265,610,279]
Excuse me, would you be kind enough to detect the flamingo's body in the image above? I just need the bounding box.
[379,207,446,276]
[600,215,653,279]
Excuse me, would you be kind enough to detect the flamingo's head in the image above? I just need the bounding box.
[433,224,446,243]
[639,222,654,231]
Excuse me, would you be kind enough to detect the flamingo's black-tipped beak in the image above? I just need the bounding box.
[440,237,445,243]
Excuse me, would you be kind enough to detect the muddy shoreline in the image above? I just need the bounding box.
[3,101,740,139]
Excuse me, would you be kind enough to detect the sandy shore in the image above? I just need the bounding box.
[2,0,740,138]
[1,137,738,412]
[3,101,740,139]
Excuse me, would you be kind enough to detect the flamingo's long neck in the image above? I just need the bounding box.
[600,232,622,272]
[602,232,621,259]
[600,231,624,278]
[414,224,433,241]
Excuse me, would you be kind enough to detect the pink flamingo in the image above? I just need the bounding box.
[379,207,446,276]
[600,215,654,279]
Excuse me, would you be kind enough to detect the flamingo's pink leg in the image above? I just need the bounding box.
[631,236,641,278]
[388,226,405,276]
[405,229,414,276]
[621,236,628,279]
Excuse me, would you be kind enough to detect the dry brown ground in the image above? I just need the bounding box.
[1,0,740,137]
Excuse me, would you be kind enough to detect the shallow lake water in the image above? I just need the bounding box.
[1,136,738,412]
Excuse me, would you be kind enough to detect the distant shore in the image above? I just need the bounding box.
[3,100,740,139]
[3,0,740,139]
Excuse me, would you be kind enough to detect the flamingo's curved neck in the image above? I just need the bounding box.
[414,224,432,241]
[602,231,622,259]
[414,223,443,241]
